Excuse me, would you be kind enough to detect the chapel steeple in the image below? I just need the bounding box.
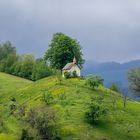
[73,57,76,64]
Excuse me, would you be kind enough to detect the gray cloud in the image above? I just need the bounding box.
[0,0,140,62]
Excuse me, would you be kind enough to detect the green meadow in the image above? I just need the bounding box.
[0,72,140,140]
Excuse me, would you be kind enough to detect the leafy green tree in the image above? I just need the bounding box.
[11,60,22,76]
[86,75,104,90]
[31,58,53,81]
[44,32,84,70]
[0,41,16,61]
[21,55,35,79]
[12,55,35,80]
[128,67,140,96]
[0,41,17,73]
[3,54,18,73]
[109,82,120,92]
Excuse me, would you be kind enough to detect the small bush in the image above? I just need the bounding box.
[72,71,77,77]
[42,91,54,105]
[26,105,60,140]
[109,82,120,92]
[26,107,37,127]
[18,104,27,117]
[86,75,104,90]
[85,97,108,124]
[64,71,71,79]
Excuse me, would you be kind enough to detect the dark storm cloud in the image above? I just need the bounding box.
[0,0,140,62]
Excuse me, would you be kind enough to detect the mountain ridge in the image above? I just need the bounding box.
[82,59,140,100]
[82,59,140,86]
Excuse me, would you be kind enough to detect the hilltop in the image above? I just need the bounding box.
[0,73,140,140]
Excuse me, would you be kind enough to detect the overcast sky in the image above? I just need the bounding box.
[0,0,140,62]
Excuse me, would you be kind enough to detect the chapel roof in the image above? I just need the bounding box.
[62,63,74,70]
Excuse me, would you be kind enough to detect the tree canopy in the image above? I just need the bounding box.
[31,58,54,81]
[0,41,17,73]
[0,41,56,81]
[86,75,104,90]
[44,33,85,70]
[0,41,16,61]
[109,82,120,92]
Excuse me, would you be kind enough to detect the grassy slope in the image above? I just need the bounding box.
[17,76,140,140]
[0,72,33,140]
[0,73,140,140]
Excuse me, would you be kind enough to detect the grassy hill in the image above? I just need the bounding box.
[0,73,140,140]
[0,72,33,140]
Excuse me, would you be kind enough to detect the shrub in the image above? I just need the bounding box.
[42,91,54,105]
[26,105,60,140]
[109,82,120,92]
[18,104,27,117]
[26,107,37,127]
[72,71,77,77]
[85,97,108,124]
[64,71,71,79]
[86,75,104,90]
[9,96,16,114]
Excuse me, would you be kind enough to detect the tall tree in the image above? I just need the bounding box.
[44,33,85,70]
[31,58,54,81]
[0,41,17,72]
[0,41,16,61]
[128,67,140,96]
[109,82,120,92]
[12,55,35,80]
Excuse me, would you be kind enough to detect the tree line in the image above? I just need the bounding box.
[0,41,55,80]
[0,33,84,81]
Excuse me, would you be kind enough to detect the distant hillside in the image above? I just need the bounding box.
[0,74,140,140]
[82,60,140,99]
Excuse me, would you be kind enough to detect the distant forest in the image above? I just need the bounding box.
[0,41,56,81]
